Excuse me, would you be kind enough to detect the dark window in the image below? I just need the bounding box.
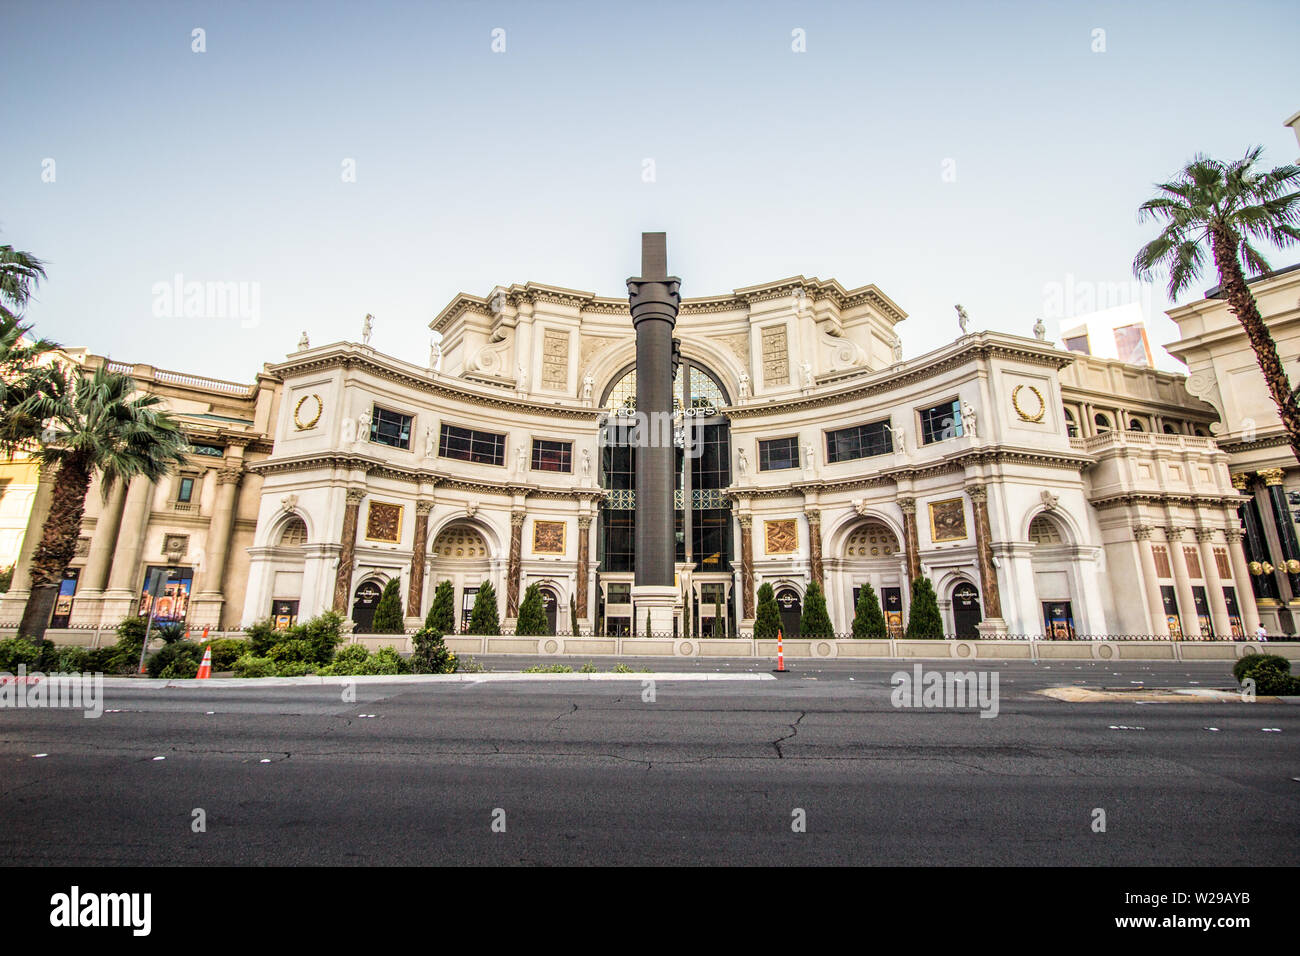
[177,477,194,502]
[189,443,224,458]
[531,439,572,473]
[1062,334,1090,355]
[370,407,413,449]
[460,587,479,633]
[439,424,505,465]
[606,583,631,604]
[826,421,893,463]
[758,437,800,471]
[919,400,963,445]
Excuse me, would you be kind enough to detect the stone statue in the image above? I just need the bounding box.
[429,338,443,372]
[280,494,298,513]
[297,331,309,351]
[962,401,978,438]
[361,313,374,346]
[955,304,970,335]
[424,425,436,458]
[737,448,748,477]
[854,499,871,517]
[581,448,591,476]
[517,445,527,474]
[887,421,906,455]
[581,373,594,402]
[517,363,528,390]
[803,441,815,470]
[1033,317,1047,341]
[801,361,814,389]
[356,411,370,443]
[890,331,903,364]
[738,370,751,400]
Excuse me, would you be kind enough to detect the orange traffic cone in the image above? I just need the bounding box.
[774,629,786,673]
[195,645,213,680]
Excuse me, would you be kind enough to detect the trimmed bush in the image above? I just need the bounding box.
[1234,653,1300,695]
[515,583,550,636]
[147,640,205,678]
[425,580,455,634]
[753,583,782,639]
[207,638,248,672]
[266,639,314,664]
[233,654,276,678]
[799,581,833,638]
[852,582,887,638]
[410,628,457,674]
[467,581,500,636]
[54,646,90,673]
[372,579,405,634]
[0,638,41,672]
[273,661,318,677]
[906,577,944,638]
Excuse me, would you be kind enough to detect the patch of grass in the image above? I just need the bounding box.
[521,663,574,674]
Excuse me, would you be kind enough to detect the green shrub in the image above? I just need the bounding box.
[54,646,90,673]
[457,656,486,673]
[299,611,344,664]
[154,622,187,644]
[116,616,148,645]
[233,654,277,678]
[356,646,409,675]
[410,628,457,674]
[753,583,782,639]
[267,639,314,664]
[467,581,500,635]
[1234,653,1300,695]
[371,579,405,634]
[799,581,833,638]
[147,641,205,678]
[906,577,944,638]
[425,581,455,634]
[0,637,41,671]
[274,661,318,677]
[207,638,248,672]
[515,583,550,636]
[245,619,281,657]
[522,663,573,673]
[0,564,13,593]
[852,582,887,638]
[579,661,598,673]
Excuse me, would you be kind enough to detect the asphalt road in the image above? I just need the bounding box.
[1,660,1296,866]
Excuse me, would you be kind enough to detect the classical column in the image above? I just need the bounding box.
[1224,528,1262,634]
[576,514,592,619]
[6,466,56,597]
[105,474,156,595]
[505,510,524,617]
[331,488,365,613]
[1234,473,1280,603]
[198,465,242,598]
[1133,526,1170,636]
[1164,526,1200,638]
[899,497,921,588]
[967,484,1003,620]
[79,479,129,593]
[408,500,433,621]
[1257,468,1300,599]
[737,513,754,619]
[806,508,823,587]
[1195,528,1232,639]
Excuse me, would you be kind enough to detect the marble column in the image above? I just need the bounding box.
[1165,526,1200,638]
[899,497,921,588]
[1258,468,1300,599]
[0,465,57,623]
[407,500,433,622]
[806,508,823,587]
[1224,528,1262,634]
[1195,528,1232,639]
[505,510,524,617]
[331,488,365,614]
[967,484,1003,620]
[737,513,754,619]
[576,514,592,619]
[1133,525,1170,636]
[104,474,156,598]
[194,464,242,611]
[79,479,129,594]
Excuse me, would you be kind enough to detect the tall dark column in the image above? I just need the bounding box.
[506,510,524,617]
[738,513,755,619]
[408,500,432,621]
[1234,473,1280,603]
[899,497,921,588]
[627,233,680,589]
[1259,468,1300,599]
[332,489,364,613]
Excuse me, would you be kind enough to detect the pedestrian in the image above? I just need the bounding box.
[1255,623,1269,642]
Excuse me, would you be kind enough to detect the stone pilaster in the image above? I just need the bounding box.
[899,497,920,588]
[506,510,525,617]
[331,488,365,614]
[576,514,592,619]
[408,500,433,622]
[966,484,1003,625]
[1133,525,1171,636]
[737,513,754,619]
[806,508,823,587]
[1195,528,1232,639]
[191,463,242,627]
[1164,525,1201,638]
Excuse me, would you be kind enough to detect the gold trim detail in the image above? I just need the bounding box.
[293,393,323,431]
[928,497,968,542]
[1011,384,1045,423]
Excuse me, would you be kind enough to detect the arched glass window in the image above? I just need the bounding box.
[1128,418,1145,432]
[1094,412,1112,432]
[601,364,730,412]
[1163,423,1178,434]
[1029,515,1064,544]
[1063,407,1078,438]
[279,517,307,547]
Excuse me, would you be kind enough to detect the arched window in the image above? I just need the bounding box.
[279,517,307,547]
[1063,407,1078,438]
[1163,423,1178,434]
[1194,426,1209,438]
[1094,412,1113,432]
[432,525,488,558]
[1028,514,1064,545]
[1128,418,1145,432]
[601,363,730,412]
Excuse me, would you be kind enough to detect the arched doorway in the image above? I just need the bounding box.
[841,519,907,635]
[775,586,802,637]
[539,585,559,634]
[351,580,383,633]
[1029,513,1077,638]
[429,523,491,632]
[951,581,982,638]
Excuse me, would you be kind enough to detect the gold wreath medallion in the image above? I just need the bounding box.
[1011,384,1046,423]
[293,393,323,431]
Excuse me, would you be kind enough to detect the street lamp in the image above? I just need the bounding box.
[136,565,178,675]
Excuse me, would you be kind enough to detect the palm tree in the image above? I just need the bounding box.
[14,364,189,640]
[1133,147,1300,460]
[0,245,55,452]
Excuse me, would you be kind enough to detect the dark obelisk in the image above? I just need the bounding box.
[627,233,681,630]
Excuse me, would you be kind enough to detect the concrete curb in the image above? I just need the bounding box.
[97,672,777,688]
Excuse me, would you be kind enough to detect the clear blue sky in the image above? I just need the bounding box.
[2,0,1297,381]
